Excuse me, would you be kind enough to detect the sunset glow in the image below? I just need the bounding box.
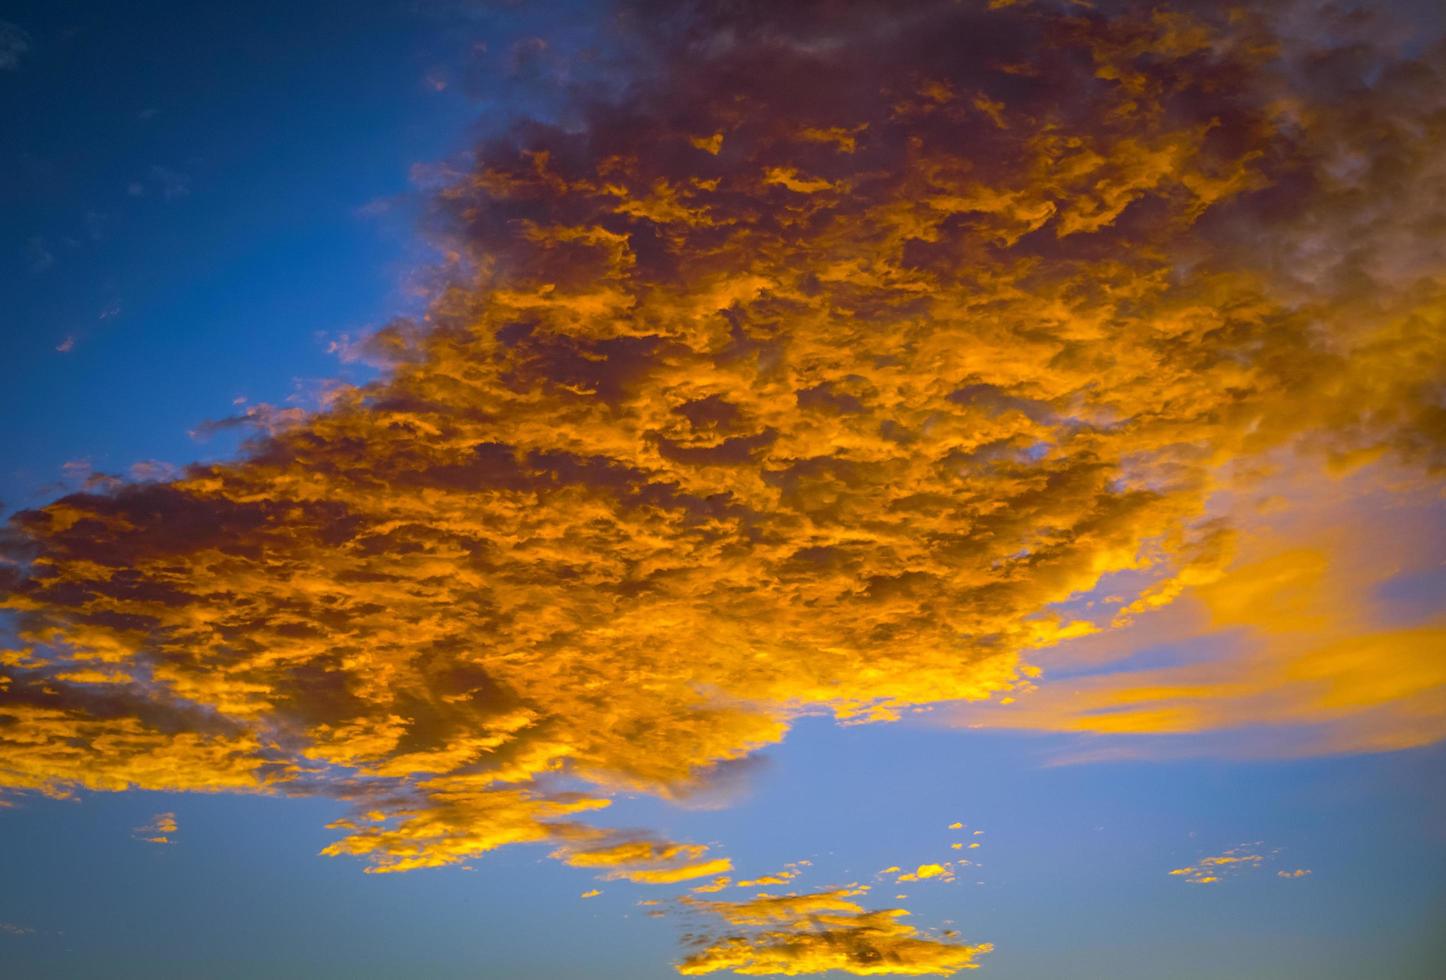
[2,1,1442,977]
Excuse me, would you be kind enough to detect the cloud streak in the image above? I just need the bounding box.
[0,20,29,72]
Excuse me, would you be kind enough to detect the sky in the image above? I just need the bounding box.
[1,1,1443,978]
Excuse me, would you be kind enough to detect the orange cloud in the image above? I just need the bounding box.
[1168,842,1309,885]
[896,863,953,884]
[1168,844,1274,885]
[691,876,732,894]
[0,0,1442,972]
[677,889,991,975]
[954,460,1446,756]
[134,811,178,845]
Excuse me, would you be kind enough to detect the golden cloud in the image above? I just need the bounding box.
[677,889,991,976]
[955,459,1446,756]
[1,0,1442,973]
[134,810,178,845]
[1168,843,1280,885]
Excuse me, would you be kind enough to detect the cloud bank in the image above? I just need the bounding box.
[1,0,1442,972]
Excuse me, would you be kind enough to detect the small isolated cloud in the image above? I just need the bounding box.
[1277,869,1312,879]
[148,165,191,199]
[59,458,92,481]
[677,889,991,975]
[353,196,394,219]
[735,862,806,888]
[129,459,180,482]
[505,36,550,80]
[134,811,178,845]
[0,921,36,937]
[0,21,30,71]
[1168,844,1284,885]
[55,335,75,353]
[896,863,954,884]
[188,402,307,441]
[580,888,601,899]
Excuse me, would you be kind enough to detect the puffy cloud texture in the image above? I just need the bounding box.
[1,0,1443,972]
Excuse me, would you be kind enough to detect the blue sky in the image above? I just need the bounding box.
[3,722,1443,977]
[0,0,605,515]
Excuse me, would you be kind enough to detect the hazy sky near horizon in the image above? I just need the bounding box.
[2,2,1444,977]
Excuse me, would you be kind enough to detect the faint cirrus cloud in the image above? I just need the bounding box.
[149,165,191,199]
[0,21,31,71]
[25,237,53,274]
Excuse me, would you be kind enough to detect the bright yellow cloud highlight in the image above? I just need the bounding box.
[957,463,1446,758]
[678,890,991,976]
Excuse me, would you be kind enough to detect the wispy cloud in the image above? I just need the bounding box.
[0,20,30,72]
[149,165,191,200]
[25,237,53,274]
[953,460,1446,757]
[127,165,191,200]
[134,811,179,845]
